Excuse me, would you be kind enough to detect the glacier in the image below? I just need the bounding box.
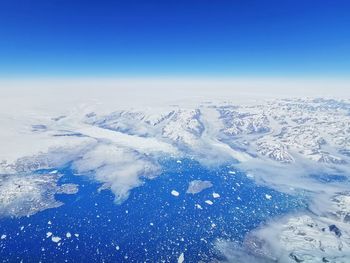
[1,91,350,262]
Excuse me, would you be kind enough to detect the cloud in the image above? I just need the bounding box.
[72,144,160,203]
[214,239,273,263]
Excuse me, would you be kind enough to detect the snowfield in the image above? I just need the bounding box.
[1,86,350,262]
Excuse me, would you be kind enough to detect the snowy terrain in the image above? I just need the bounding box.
[1,85,350,262]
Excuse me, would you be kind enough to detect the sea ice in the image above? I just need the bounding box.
[186,180,213,194]
[265,194,272,200]
[195,204,203,209]
[51,236,61,243]
[177,252,184,263]
[212,192,220,198]
[171,190,180,197]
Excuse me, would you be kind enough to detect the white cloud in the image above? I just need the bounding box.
[73,144,160,203]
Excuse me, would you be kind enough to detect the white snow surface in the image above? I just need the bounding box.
[1,82,350,261]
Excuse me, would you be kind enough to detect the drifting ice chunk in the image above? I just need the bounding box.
[186,180,212,194]
[205,200,214,205]
[265,194,272,200]
[195,204,203,209]
[66,232,72,238]
[46,232,53,238]
[212,192,220,198]
[171,190,180,197]
[178,252,185,263]
[51,236,61,243]
[1,234,6,239]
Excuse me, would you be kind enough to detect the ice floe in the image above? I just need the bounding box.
[186,180,213,194]
[177,252,185,263]
[212,192,220,198]
[171,190,180,197]
[265,194,272,200]
[51,236,61,243]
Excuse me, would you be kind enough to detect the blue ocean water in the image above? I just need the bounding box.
[0,159,306,262]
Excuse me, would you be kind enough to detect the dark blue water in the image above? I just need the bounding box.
[0,159,306,262]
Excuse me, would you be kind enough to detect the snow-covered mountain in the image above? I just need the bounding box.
[1,97,350,262]
[2,97,350,210]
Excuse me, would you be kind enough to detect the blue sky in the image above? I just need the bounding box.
[0,0,349,77]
